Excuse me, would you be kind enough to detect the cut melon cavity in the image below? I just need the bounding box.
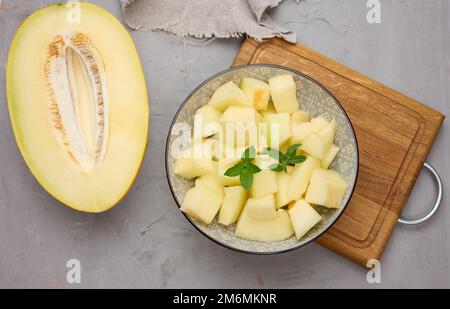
[6,3,149,212]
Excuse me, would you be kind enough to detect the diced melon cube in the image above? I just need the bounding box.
[180,186,223,224]
[193,105,222,138]
[174,158,217,179]
[250,169,278,198]
[212,127,236,150]
[300,119,336,159]
[311,115,330,127]
[246,194,277,220]
[260,102,277,118]
[254,131,269,153]
[290,122,313,144]
[291,110,311,123]
[275,170,293,209]
[318,120,336,147]
[177,140,214,159]
[286,165,294,174]
[196,105,222,122]
[321,145,340,168]
[218,186,247,226]
[300,133,330,160]
[287,156,320,201]
[290,115,329,144]
[218,107,261,148]
[262,113,291,147]
[199,137,217,158]
[235,207,294,242]
[268,75,299,113]
[220,106,260,124]
[288,200,322,239]
[305,169,348,209]
[240,77,271,111]
[208,81,251,111]
[233,122,262,148]
[195,174,224,198]
[210,139,231,160]
[213,144,259,161]
[217,158,241,186]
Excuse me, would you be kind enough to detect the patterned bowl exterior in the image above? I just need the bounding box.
[165,64,358,254]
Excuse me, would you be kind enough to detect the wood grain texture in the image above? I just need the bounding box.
[231,38,445,267]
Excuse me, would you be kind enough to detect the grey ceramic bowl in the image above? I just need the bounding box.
[165,64,358,255]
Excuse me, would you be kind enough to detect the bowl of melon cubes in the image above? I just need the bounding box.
[166,64,358,254]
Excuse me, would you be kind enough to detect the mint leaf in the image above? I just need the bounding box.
[286,144,302,156]
[224,161,245,177]
[288,155,307,165]
[246,163,261,174]
[269,163,285,172]
[240,170,254,191]
[242,146,257,162]
[224,147,262,191]
[263,147,284,161]
[266,145,308,173]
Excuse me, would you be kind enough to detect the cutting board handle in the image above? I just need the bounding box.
[398,163,443,225]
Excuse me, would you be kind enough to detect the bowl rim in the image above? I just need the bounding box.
[165,63,359,255]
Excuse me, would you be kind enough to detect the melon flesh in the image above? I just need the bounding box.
[288,200,322,239]
[208,81,251,111]
[291,110,310,123]
[220,106,259,124]
[250,169,278,198]
[321,145,340,168]
[240,77,271,111]
[262,113,292,148]
[195,174,224,197]
[287,156,320,201]
[175,158,217,179]
[193,105,222,138]
[181,186,223,225]
[217,158,241,186]
[268,75,299,113]
[218,186,247,226]
[300,133,330,160]
[6,3,149,212]
[300,120,336,159]
[318,120,336,147]
[235,207,294,243]
[275,170,293,209]
[305,169,348,209]
[290,116,329,144]
[260,102,277,118]
[246,194,277,220]
[218,106,260,148]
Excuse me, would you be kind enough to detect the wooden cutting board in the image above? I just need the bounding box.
[231,38,445,267]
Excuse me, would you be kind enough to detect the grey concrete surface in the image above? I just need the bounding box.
[0,0,449,288]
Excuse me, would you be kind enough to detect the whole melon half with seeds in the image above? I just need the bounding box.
[6,2,149,212]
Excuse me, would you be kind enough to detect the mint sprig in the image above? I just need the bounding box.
[224,147,261,191]
[263,144,307,173]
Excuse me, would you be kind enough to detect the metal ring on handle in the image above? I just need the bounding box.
[398,162,443,226]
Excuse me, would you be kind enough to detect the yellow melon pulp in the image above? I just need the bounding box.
[6,3,149,212]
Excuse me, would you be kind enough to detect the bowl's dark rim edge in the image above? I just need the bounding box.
[164,63,360,256]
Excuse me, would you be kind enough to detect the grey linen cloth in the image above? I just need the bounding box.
[120,0,296,43]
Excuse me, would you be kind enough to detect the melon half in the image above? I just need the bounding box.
[6,3,149,212]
